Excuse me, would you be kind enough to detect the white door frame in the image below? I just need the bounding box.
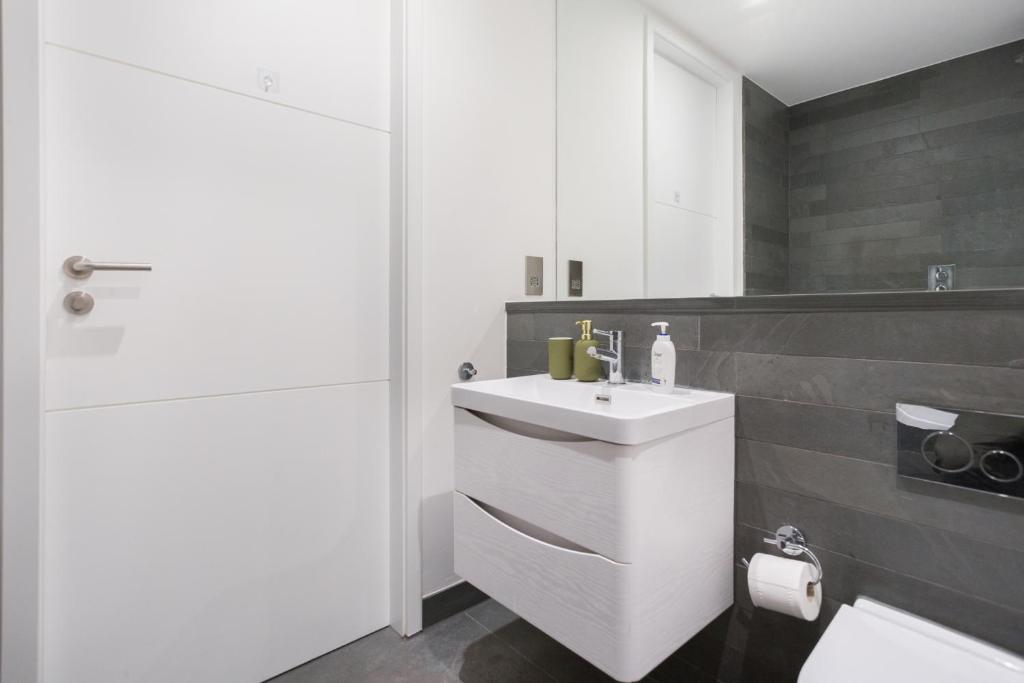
[1,3,424,681]
[2,0,45,679]
[643,14,744,297]
[389,0,425,637]
[1,0,45,679]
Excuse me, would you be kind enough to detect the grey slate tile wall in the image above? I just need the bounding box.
[743,39,1024,294]
[506,306,1024,682]
[743,78,790,295]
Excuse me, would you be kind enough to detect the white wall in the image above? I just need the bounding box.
[417,0,556,596]
[556,0,646,300]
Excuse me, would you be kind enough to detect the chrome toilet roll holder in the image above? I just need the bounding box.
[740,524,823,585]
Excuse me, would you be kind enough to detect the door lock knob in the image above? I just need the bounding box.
[64,291,95,315]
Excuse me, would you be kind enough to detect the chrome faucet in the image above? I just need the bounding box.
[587,329,625,384]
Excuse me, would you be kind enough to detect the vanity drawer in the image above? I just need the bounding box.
[453,492,634,679]
[453,407,634,562]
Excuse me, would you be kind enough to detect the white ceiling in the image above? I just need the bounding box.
[641,0,1024,105]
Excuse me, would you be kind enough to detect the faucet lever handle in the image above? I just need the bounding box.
[593,329,621,340]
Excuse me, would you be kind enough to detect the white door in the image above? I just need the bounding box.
[647,51,719,298]
[40,3,390,682]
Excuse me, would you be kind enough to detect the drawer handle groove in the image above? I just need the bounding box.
[467,410,594,442]
[465,496,619,560]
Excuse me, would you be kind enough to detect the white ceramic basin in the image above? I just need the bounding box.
[451,374,733,445]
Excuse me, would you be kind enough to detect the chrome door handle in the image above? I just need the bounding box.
[64,255,152,279]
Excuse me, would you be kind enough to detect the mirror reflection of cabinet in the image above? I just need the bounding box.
[556,0,741,300]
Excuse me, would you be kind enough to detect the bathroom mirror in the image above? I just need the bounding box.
[554,0,1024,298]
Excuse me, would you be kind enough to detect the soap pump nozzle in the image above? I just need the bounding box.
[652,321,670,337]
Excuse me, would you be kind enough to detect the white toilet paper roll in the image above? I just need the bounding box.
[747,552,822,621]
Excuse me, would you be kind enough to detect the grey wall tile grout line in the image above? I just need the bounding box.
[735,468,1024,554]
[736,395,895,415]
[728,350,1024,371]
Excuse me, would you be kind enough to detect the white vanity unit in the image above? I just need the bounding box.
[451,375,735,682]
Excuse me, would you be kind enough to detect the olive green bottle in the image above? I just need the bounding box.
[574,320,602,382]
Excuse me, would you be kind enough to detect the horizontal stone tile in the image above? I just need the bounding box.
[506,313,535,342]
[735,483,1024,612]
[823,182,942,215]
[789,215,828,233]
[790,184,826,203]
[735,525,1024,655]
[624,315,700,351]
[620,345,650,384]
[527,312,588,341]
[790,234,942,264]
[735,396,894,463]
[506,340,547,373]
[923,109,1024,149]
[733,352,1024,414]
[746,222,790,247]
[826,117,921,153]
[919,95,1024,133]
[960,265,1024,289]
[521,313,700,350]
[678,350,736,392]
[946,248,1024,271]
[789,250,924,276]
[736,439,1024,549]
[505,367,541,379]
[745,252,789,278]
[700,310,1024,367]
[789,219,921,247]
[790,76,923,129]
[936,207,1024,248]
[942,185,1024,216]
[743,275,788,296]
[820,133,929,172]
[940,167,1024,201]
[825,198,943,231]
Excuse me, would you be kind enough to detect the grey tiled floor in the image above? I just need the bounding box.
[270,599,711,683]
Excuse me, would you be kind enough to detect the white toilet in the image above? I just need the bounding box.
[800,597,1024,682]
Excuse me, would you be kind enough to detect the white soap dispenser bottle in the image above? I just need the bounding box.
[650,322,676,393]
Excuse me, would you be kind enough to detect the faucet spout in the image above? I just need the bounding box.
[587,346,618,362]
[588,329,626,384]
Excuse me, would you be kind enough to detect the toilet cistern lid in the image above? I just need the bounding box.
[799,597,1024,683]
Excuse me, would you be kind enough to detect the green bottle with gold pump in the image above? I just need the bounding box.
[574,320,602,382]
